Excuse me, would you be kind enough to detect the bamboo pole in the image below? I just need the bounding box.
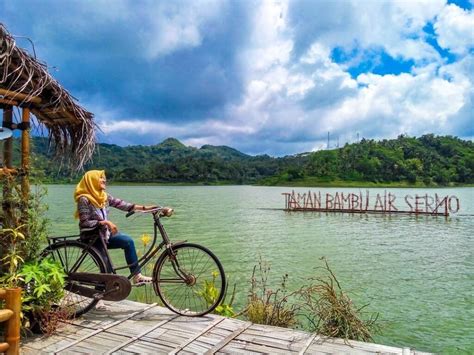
[0,342,9,353]
[0,98,18,106]
[0,88,41,104]
[3,288,21,355]
[0,309,13,322]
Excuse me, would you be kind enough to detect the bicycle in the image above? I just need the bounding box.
[41,207,226,317]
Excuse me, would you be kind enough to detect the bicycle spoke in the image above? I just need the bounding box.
[158,278,186,283]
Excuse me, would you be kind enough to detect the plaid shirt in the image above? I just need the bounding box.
[77,194,134,241]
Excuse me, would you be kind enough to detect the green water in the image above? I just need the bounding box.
[43,185,474,353]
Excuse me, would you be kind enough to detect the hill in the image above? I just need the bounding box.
[263,134,474,186]
[25,135,474,186]
[28,137,286,184]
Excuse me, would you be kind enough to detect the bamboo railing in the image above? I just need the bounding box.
[0,288,21,355]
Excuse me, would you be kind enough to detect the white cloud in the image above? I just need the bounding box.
[140,0,224,59]
[127,0,472,154]
[97,116,255,148]
[28,0,471,155]
[434,4,474,55]
[321,66,469,140]
[289,0,445,63]
[226,0,472,154]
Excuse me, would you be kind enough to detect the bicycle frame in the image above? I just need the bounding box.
[61,210,185,281]
[114,211,178,278]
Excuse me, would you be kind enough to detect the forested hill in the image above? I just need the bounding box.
[29,137,295,184]
[27,135,474,185]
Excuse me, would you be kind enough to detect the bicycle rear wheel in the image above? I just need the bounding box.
[153,243,226,316]
[41,241,107,317]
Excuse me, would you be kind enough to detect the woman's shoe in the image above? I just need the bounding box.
[133,273,152,285]
[95,300,108,311]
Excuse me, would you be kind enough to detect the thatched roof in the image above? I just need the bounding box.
[0,23,96,170]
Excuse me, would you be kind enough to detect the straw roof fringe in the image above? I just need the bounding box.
[0,23,96,170]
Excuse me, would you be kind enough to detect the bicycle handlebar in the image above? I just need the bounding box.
[126,206,173,218]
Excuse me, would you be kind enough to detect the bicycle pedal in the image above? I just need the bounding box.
[132,282,148,287]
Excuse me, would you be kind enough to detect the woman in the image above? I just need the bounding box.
[74,170,163,286]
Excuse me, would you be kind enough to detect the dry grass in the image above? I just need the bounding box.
[244,257,299,328]
[36,305,70,336]
[243,257,379,343]
[298,257,379,342]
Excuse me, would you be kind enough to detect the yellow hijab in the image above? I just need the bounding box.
[74,170,108,218]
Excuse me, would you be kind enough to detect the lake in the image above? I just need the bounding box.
[43,185,474,353]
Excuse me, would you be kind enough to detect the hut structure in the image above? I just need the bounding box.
[0,23,96,228]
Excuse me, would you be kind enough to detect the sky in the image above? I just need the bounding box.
[1,0,473,156]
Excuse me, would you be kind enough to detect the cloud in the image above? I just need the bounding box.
[434,3,474,55]
[95,0,473,155]
[1,0,472,156]
[288,0,445,63]
[2,0,249,122]
[140,0,225,59]
[97,116,255,149]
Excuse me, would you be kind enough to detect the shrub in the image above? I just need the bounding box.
[20,257,69,334]
[0,225,26,288]
[24,185,50,262]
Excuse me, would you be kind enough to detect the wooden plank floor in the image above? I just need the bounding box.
[21,299,431,354]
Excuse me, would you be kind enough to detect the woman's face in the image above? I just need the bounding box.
[99,176,107,191]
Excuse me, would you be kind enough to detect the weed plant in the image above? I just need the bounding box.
[0,174,50,264]
[298,257,380,342]
[243,257,379,342]
[245,257,299,328]
[0,225,25,288]
[24,185,49,261]
[132,233,156,304]
[197,272,236,317]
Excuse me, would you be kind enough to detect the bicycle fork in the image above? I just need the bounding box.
[167,247,196,286]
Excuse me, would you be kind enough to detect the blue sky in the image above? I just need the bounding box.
[1,0,473,156]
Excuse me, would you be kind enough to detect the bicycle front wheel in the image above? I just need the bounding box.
[41,241,107,317]
[153,243,226,316]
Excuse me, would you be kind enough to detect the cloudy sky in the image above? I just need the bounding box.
[2,0,473,156]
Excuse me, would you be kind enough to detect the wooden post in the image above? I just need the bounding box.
[3,288,21,355]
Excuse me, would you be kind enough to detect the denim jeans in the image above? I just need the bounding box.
[93,232,140,274]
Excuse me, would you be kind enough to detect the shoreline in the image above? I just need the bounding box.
[38,180,474,188]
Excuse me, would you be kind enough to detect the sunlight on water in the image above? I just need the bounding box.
[44,185,474,353]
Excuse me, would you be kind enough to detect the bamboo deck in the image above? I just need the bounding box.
[21,300,431,354]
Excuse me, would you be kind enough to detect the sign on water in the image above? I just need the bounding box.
[282,190,460,216]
